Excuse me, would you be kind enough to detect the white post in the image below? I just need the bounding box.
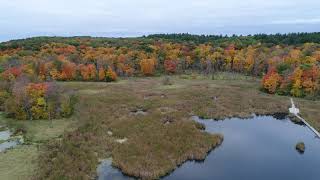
[289,98,320,138]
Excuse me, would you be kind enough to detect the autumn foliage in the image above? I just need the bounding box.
[105,67,117,82]
[60,62,77,80]
[262,65,320,97]
[0,36,320,98]
[3,81,75,120]
[164,59,177,73]
[140,58,156,76]
[1,66,22,81]
[262,68,282,94]
[98,67,106,81]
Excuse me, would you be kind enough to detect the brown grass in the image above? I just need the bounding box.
[36,76,320,179]
[0,145,38,180]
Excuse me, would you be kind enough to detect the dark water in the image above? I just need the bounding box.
[98,115,320,180]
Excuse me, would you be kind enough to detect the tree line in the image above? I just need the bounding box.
[0,34,320,120]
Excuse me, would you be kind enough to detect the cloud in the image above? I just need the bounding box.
[0,0,320,42]
[270,18,320,25]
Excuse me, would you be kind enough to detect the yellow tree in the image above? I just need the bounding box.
[244,46,255,73]
[105,67,117,82]
[290,67,303,97]
[285,49,301,65]
[139,58,157,76]
[233,50,245,72]
[224,44,236,71]
[312,50,320,62]
[98,67,105,81]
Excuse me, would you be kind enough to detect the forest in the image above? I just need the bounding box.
[0,33,320,120]
[0,33,320,180]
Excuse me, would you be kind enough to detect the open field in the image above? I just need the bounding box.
[1,74,320,179]
[0,145,38,180]
[0,110,77,179]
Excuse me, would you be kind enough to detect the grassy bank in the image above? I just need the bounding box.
[1,74,320,179]
[0,111,76,179]
[0,145,38,180]
[38,75,320,179]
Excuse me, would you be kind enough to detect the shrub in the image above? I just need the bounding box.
[59,94,76,118]
[4,81,76,120]
[1,66,22,81]
[164,60,177,73]
[98,67,105,81]
[0,90,10,110]
[4,98,20,119]
[262,68,282,94]
[277,63,290,75]
[105,67,117,82]
[140,58,156,76]
[162,76,173,85]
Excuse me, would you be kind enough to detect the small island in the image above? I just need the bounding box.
[296,142,306,154]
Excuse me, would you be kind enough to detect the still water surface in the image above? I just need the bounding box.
[98,115,320,180]
[0,127,21,152]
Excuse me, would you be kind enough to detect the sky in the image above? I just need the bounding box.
[1,0,320,42]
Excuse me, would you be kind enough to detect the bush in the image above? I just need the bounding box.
[0,90,10,110]
[162,76,173,85]
[140,58,156,76]
[3,81,76,120]
[4,98,19,118]
[60,100,72,117]
[164,60,177,73]
[59,94,76,118]
[105,67,117,82]
[277,63,290,75]
[262,65,320,98]
[262,68,282,94]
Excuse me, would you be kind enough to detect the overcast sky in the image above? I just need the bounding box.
[1,0,320,42]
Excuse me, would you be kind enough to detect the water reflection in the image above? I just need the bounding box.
[97,115,320,180]
[165,115,320,180]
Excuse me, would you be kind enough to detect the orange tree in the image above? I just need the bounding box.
[139,58,157,76]
[262,67,282,94]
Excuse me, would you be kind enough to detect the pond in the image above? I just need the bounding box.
[97,115,320,180]
[97,158,135,180]
[0,127,23,152]
[0,129,12,141]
